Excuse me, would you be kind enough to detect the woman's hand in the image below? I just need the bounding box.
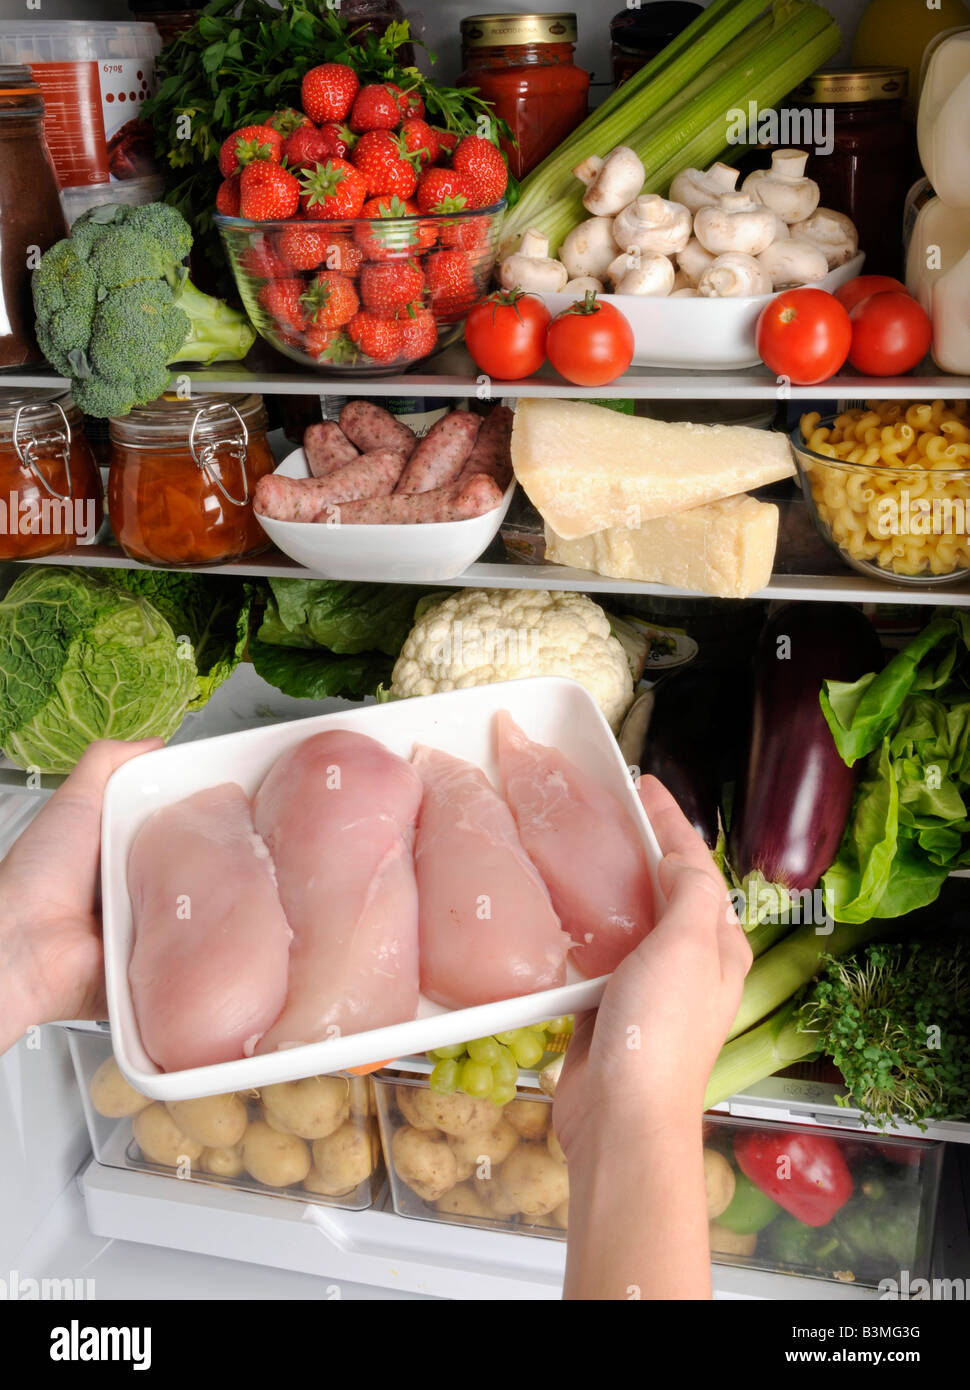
[0,738,161,1054]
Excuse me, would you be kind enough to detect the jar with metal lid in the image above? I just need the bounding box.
[0,66,68,369]
[459,14,589,179]
[0,390,103,558]
[107,394,274,566]
[782,67,914,278]
[609,3,702,87]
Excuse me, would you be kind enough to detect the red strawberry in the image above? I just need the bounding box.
[266,107,313,137]
[303,321,340,359]
[452,135,508,208]
[352,130,418,199]
[320,123,355,159]
[386,84,425,120]
[283,123,352,169]
[238,235,287,281]
[239,161,300,219]
[317,233,364,277]
[218,123,283,178]
[349,84,404,134]
[432,128,459,157]
[348,310,403,361]
[299,158,367,220]
[424,248,477,322]
[302,270,360,329]
[416,167,474,215]
[440,212,489,251]
[306,328,360,366]
[301,63,360,124]
[399,308,438,360]
[400,118,439,168]
[259,277,310,334]
[275,222,334,270]
[359,259,424,314]
[216,173,241,216]
[354,195,436,261]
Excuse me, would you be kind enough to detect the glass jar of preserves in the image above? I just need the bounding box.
[783,67,913,279]
[610,3,702,88]
[0,390,103,559]
[0,66,68,369]
[107,394,274,566]
[459,13,589,179]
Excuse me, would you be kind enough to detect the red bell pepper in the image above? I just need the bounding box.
[733,1130,854,1227]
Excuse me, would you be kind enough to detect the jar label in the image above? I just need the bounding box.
[29,57,156,189]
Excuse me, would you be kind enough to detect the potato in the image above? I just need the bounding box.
[307,1121,374,1197]
[435,1183,492,1219]
[505,1099,550,1141]
[406,1089,502,1137]
[709,1221,757,1257]
[166,1094,248,1149]
[447,1118,518,1181]
[498,1143,569,1216]
[395,1085,438,1131]
[200,1144,245,1178]
[704,1148,736,1221]
[260,1076,349,1140]
[521,1210,560,1231]
[475,1175,520,1218]
[262,1106,295,1135]
[89,1057,152,1119]
[546,1128,566,1165]
[242,1120,311,1187]
[132,1104,204,1168]
[391,1125,458,1202]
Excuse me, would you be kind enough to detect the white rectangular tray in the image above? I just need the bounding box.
[101,677,664,1100]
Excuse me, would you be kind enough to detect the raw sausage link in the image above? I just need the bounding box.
[304,421,359,478]
[327,473,503,525]
[254,450,406,522]
[458,406,514,489]
[395,410,483,495]
[339,401,418,458]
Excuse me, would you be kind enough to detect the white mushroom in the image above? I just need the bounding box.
[574,145,646,217]
[498,228,568,293]
[789,208,859,269]
[672,267,695,292]
[697,252,773,297]
[676,236,716,287]
[559,216,620,281]
[668,161,740,215]
[563,275,605,294]
[612,252,675,296]
[693,192,778,257]
[613,194,692,257]
[758,237,830,288]
[671,287,700,297]
[742,149,820,225]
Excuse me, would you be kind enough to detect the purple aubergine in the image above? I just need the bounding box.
[729,603,883,891]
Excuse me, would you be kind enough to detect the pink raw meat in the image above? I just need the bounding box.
[127,783,292,1072]
[495,711,655,978]
[254,730,422,1050]
[413,745,570,1009]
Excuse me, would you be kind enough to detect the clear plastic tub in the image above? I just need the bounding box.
[68,1029,383,1213]
[0,21,160,189]
[373,1071,568,1241]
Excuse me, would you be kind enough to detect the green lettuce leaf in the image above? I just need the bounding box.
[249,634,391,702]
[823,739,899,923]
[259,579,427,656]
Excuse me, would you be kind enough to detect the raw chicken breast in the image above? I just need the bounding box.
[254,730,422,1050]
[496,711,654,978]
[128,783,292,1072]
[413,745,569,1009]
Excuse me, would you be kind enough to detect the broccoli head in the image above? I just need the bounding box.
[32,201,255,418]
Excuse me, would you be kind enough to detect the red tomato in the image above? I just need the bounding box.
[756,288,852,385]
[463,289,550,380]
[848,291,932,376]
[546,291,634,386]
[834,275,908,315]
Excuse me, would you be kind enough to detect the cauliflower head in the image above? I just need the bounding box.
[389,588,634,731]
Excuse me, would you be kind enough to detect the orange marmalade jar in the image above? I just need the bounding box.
[0,390,102,559]
[459,13,589,179]
[107,394,274,566]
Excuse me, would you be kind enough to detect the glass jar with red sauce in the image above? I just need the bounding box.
[459,13,589,179]
[107,394,274,566]
[0,390,103,559]
[782,67,913,279]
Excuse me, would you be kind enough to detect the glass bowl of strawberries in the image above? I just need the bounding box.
[217,196,506,375]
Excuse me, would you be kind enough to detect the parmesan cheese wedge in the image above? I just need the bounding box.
[544,494,779,599]
[511,398,794,539]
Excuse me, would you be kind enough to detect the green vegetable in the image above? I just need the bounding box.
[500,0,841,256]
[822,613,970,921]
[766,1214,847,1271]
[718,1170,781,1234]
[32,201,254,418]
[834,1188,922,1271]
[105,570,251,709]
[0,568,196,773]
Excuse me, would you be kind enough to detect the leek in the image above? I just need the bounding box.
[500,0,841,255]
[705,1000,816,1109]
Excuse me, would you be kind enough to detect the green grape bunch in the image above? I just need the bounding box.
[428,1019,573,1106]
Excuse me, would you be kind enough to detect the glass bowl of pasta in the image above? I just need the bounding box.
[792,401,970,585]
